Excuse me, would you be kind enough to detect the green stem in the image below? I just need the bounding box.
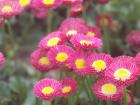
[67,7,70,18]
[122,87,127,105]
[107,101,112,105]
[47,10,53,34]
[103,29,111,54]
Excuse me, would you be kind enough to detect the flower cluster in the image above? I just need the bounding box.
[31,17,140,102]
[0,0,84,24]
[33,77,78,100]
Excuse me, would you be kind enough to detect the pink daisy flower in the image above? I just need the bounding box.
[0,52,4,65]
[70,34,102,50]
[33,78,62,100]
[85,26,101,37]
[59,18,87,39]
[94,0,111,4]
[0,0,23,18]
[87,53,113,74]
[39,31,67,50]
[63,0,83,6]
[60,77,78,97]
[47,45,75,65]
[61,17,85,26]
[18,0,31,8]
[126,31,140,47]
[30,49,56,72]
[93,78,123,101]
[70,4,83,17]
[96,14,111,28]
[104,60,139,86]
[69,51,90,75]
[31,0,63,10]
[113,55,135,62]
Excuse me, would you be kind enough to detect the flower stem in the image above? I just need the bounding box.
[47,10,53,34]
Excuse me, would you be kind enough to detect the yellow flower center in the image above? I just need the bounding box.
[56,52,68,62]
[80,40,92,45]
[39,57,50,65]
[66,30,77,36]
[42,86,54,95]
[75,58,85,69]
[2,6,13,12]
[62,86,72,93]
[92,60,106,71]
[101,83,117,95]
[47,37,60,47]
[114,68,131,81]
[87,32,96,37]
[19,0,31,7]
[43,0,55,5]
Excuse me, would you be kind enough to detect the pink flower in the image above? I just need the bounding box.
[31,0,63,10]
[63,0,83,6]
[113,55,135,62]
[85,26,101,37]
[30,49,57,72]
[126,31,140,47]
[59,18,87,39]
[87,53,113,74]
[39,31,67,50]
[104,60,139,86]
[96,14,111,28]
[47,45,75,64]
[18,0,31,8]
[93,78,123,101]
[0,0,23,18]
[0,52,4,65]
[70,34,102,50]
[33,78,62,100]
[69,51,89,75]
[60,77,78,97]
[70,4,83,17]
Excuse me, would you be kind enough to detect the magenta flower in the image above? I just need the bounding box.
[18,0,31,8]
[47,45,75,64]
[104,60,139,86]
[93,78,123,101]
[70,34,102,50]
[60,77,78,97]
[85,26,101,37]
[31,0,63,10]
[69,51,89,75]
[33,78,62,100]
[59,18,87,39]
[126,31,140,47]
[87,53,113,74]
[30,49,57,72]
[0,0,23,18]
[39,31,67,50]
[63,0,83,6]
